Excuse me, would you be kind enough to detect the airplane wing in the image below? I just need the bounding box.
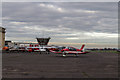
[50,50,88,54]
[49,50,62,54]
[64,51,88,54]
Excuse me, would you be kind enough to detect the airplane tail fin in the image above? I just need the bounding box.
[80,44,85,51]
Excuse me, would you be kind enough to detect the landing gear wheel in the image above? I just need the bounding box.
[62,51,66,57]
[75,53,79,57]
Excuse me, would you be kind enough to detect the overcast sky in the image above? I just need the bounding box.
[2,2,118,48]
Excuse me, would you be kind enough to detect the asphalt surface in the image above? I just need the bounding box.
[2,51,118,78]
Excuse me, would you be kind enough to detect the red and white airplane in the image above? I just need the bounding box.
[49,44,89,57]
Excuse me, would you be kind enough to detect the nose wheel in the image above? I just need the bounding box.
[62,51,66,57]
[75,53,79,57]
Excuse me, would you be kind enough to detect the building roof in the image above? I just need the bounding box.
[0,27,6,33]
[0,27,5,29]
[36,37,51,45]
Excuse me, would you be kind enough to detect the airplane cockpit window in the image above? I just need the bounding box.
[69,47,76,51]
[65,47,69,49]
[62,47,65,49]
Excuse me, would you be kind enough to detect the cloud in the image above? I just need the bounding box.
[85,32,118,38]
[65,37,80,40]
[74,9,97,14]
[10,21,27,25]
[38,3,65,12]
[2,2,118,48]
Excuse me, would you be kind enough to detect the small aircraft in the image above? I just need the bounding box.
[49,44,89,57]
[26,45,60,52]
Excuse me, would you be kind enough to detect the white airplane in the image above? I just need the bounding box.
[25,45,60,52]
